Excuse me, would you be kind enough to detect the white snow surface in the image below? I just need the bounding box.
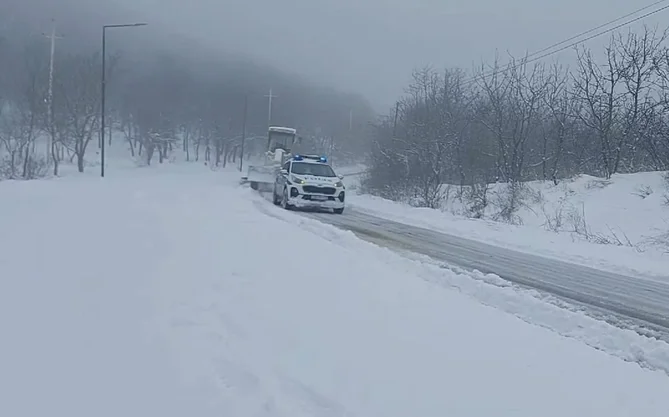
[348,171,669,279]
[2,163,669,416]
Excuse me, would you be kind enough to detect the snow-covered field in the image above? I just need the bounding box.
[2,162,669,416]
[348,171,669,279]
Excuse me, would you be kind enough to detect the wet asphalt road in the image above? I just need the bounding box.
[299,206,669,338]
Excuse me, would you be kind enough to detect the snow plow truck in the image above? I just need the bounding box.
[241,126,299,191]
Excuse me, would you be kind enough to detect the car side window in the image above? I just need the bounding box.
[283,162,291,173]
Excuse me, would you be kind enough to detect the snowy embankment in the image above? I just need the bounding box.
[1,164,669,416]
[348,171,669,279]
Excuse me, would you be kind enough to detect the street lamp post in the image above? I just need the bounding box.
[101,22,147,178]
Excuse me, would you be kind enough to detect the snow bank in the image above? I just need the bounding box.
[1,164,669,416]
[350,171,669,279]
[0,167,219,416]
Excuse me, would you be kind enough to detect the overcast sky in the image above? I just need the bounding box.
[80,0,669,111]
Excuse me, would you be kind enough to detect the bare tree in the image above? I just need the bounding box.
[649,37,669,169]
[119,110,138,157]
[615,26,667,172]
[477,55,547,183]
[0,42,47,179]
[56,52,117,172]
[541,63,579,183]
[573,41,625,179]
[363,25,669,224]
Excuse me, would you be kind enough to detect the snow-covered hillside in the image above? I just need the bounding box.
[1,163,669,416]
[349,171,669,279]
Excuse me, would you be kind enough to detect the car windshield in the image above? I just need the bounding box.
[270,132,295,150]
[291,162,336,177]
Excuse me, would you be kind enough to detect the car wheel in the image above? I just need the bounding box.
[333,207,344,214]
[272,185,280,205]
[281,188,292,210]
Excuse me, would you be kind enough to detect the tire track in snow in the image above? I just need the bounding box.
[301,206,669,339]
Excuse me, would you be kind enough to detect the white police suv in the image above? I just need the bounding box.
[272,154,345,214]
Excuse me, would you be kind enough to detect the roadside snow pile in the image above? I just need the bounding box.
[2,165,669,416]
[350,171,669,278]
[0,168,220,417]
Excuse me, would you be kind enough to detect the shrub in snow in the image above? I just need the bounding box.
[542,204,565,232]
[585,178,612,190]
[632,185,654,199]
[0,155,49,180]
[462,182,490,219]
[491,182,533,225]
[541,191,572,233]
[642,229,669,253]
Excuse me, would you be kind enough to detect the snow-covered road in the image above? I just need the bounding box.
[302,207,669,339]
[3,165,669,416]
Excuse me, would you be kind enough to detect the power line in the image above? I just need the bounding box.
[527,0,668,60]
[465,1,669,86]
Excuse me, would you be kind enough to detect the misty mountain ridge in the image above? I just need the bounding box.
[0,0,375,131]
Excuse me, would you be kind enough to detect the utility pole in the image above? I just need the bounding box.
[264,88,277,127]
[392,101,399,137]
[349,109,353,131]
[239,94,248,172]
[43,19,62,164]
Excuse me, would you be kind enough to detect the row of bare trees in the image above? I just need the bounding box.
[108,52,373,170]
[0,27,374,179]
[0,39,106,178]
[366,26,669,210]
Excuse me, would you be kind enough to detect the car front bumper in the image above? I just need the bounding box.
[287,185,345,209]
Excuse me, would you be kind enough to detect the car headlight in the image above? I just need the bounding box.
[292,176,305,184]
[334,181,344,188]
